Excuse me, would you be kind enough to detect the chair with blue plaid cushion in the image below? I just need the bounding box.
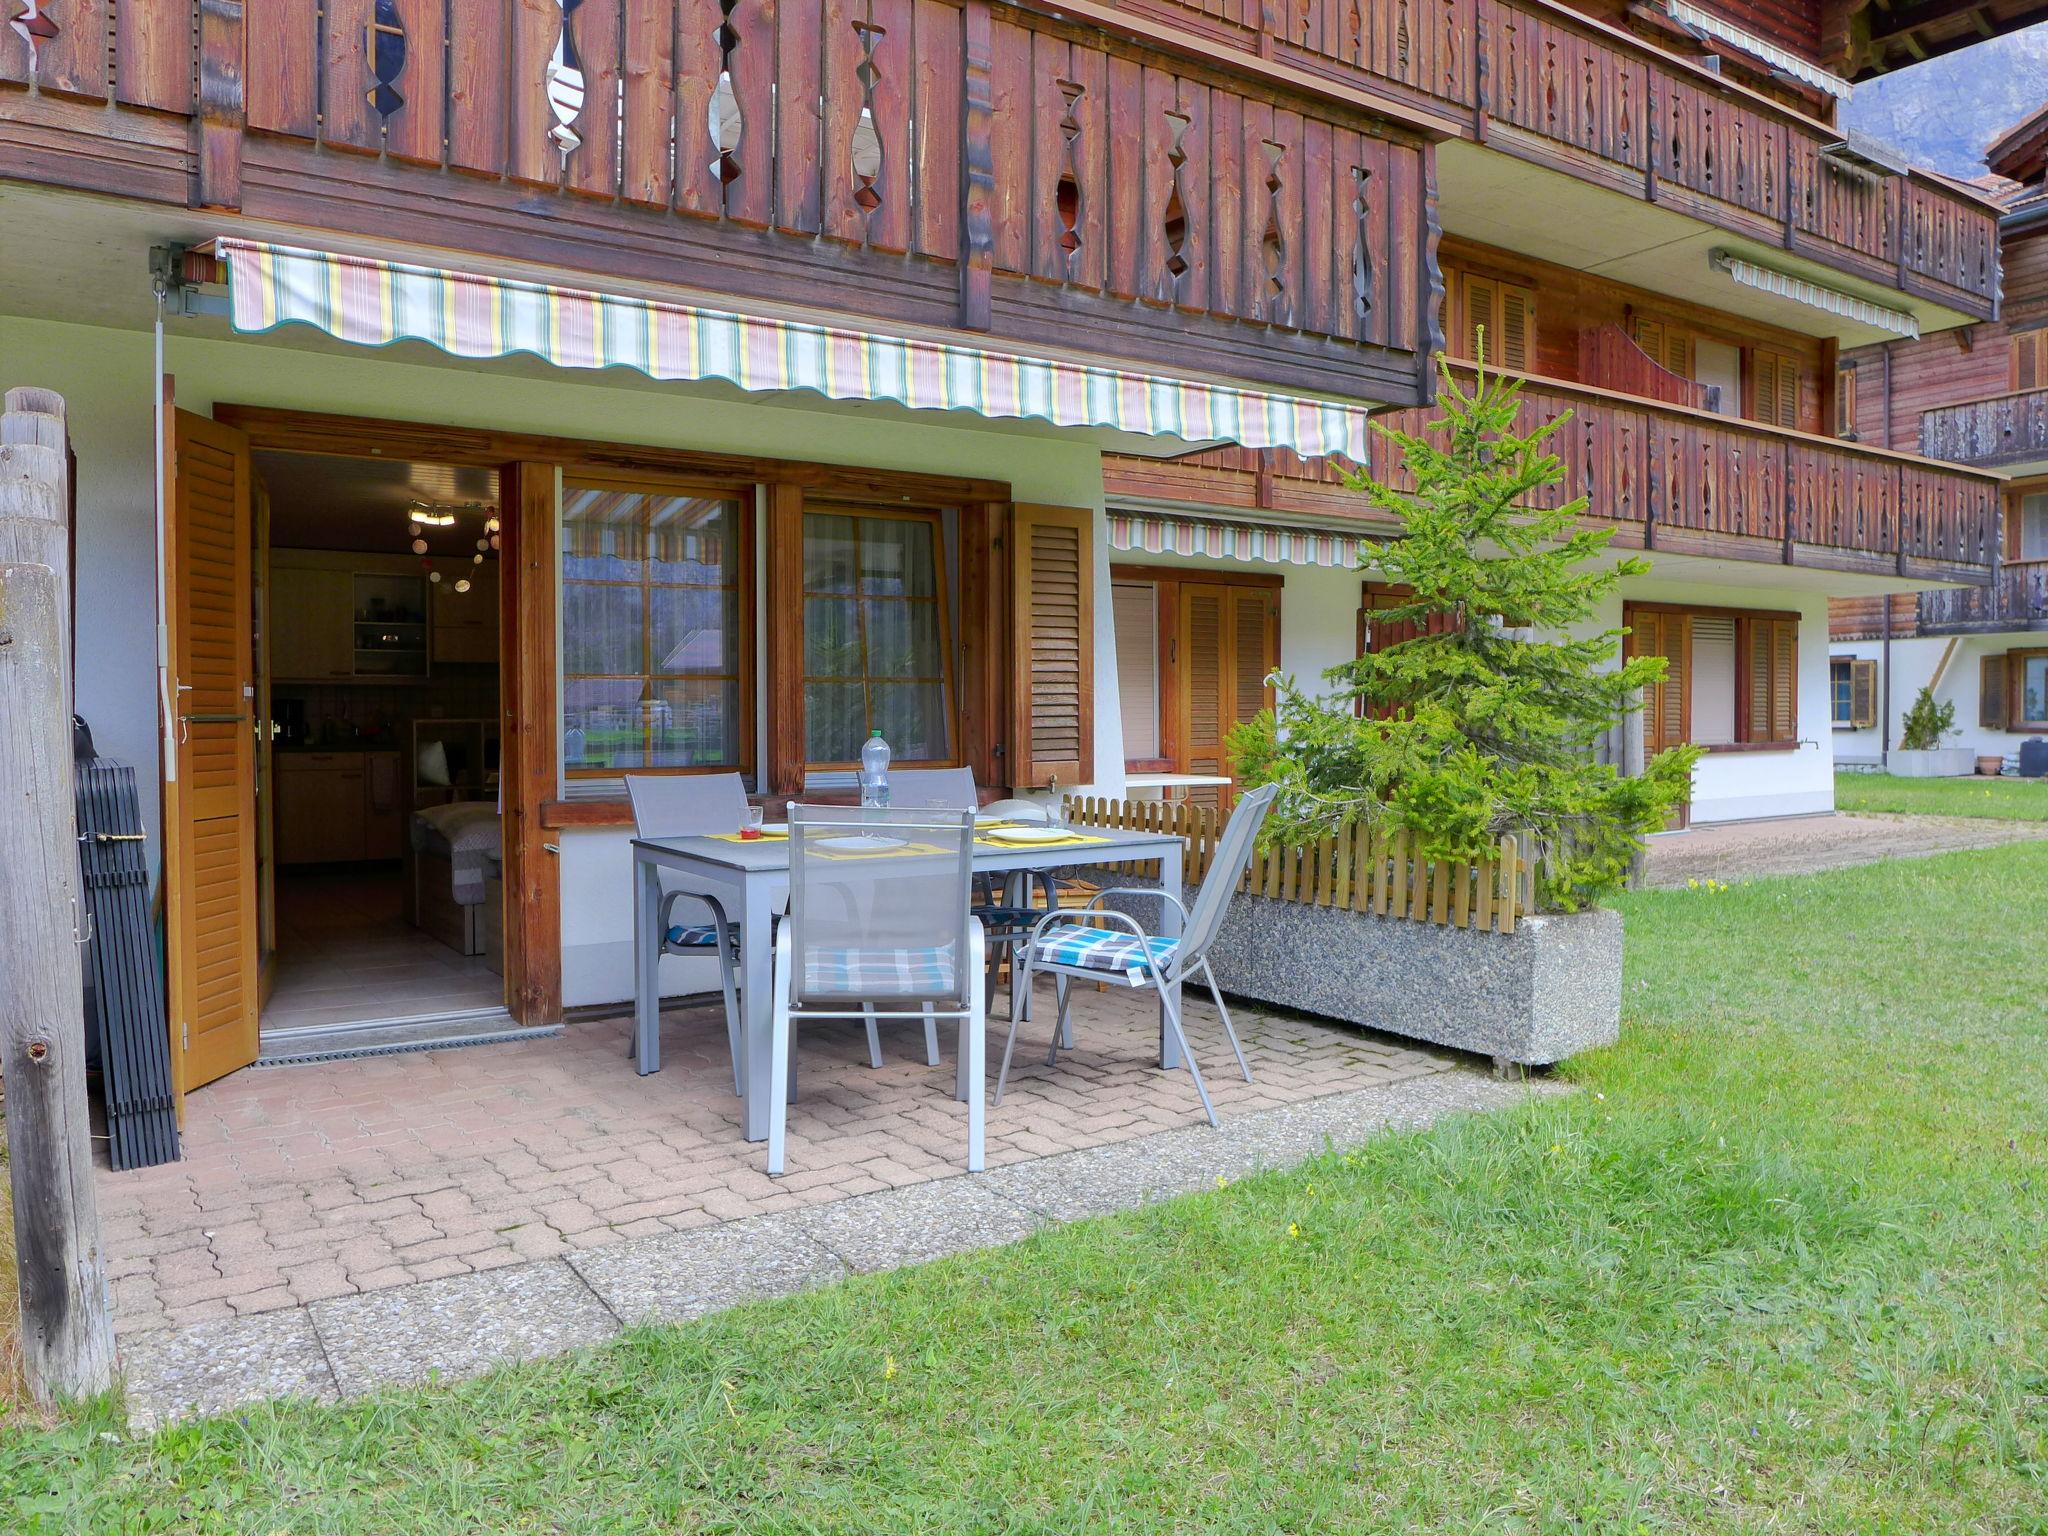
[996,783,1278,1127]
[624,773,760,1095]
[766,804,986,1176]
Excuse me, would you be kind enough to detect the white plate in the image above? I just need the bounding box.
[816,834,906,852]
[974,813,1023,828]
[982,826,1072,846]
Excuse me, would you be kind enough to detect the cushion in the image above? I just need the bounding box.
[802,944,957,996]
[417,739,451,786]
[664,924,734,949]
[1030,922,1178,978]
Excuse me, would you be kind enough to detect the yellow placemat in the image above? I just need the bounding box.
[973,831,1112,850]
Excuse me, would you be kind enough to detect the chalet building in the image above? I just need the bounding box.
[1831,103,2048,769]
[0,0,2024,1102]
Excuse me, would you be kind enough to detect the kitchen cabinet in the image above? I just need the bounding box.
[431,562,498,665]
[275,751,404,864]
[269,553,430,681]
[268,564,356,680]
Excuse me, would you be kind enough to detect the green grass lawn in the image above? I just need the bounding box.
[1836,769,2048,821]
[4,847,2045,1532]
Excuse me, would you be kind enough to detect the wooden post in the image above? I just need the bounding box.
[0,389,116,1402]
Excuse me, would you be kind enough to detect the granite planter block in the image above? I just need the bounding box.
[1889,747,1976,778]
[1104,885,1621,1068]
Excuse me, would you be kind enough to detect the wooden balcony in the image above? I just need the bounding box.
[1105,364,2003,583]
[1920,390,2048,472]
[1081,0,1999,320]
[0,0,1444,406]
[1917,562,2048,634]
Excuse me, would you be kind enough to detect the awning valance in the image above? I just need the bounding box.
[1109,510,1365,569]
[1709,251,1921,339]
[211,239,1371,460]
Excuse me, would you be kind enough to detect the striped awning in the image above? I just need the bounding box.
[1109,510,1365,569]
[1710,251,1921,339]
[1664,1,1852,99]
[211,239,1371,460]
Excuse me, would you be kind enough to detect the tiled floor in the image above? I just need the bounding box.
[99,985,1454,1337]
[263,867,504,1033]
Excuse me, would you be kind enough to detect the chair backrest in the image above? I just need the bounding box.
[625,772,751,841]
[785,803,976,1009]
[886,767,979,811]
[1178,784,1279,962]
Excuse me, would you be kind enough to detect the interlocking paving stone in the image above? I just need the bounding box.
[799,1178,1043,1273]
[567,1214,847,1324]
[121,1310,338,1432]
[119,1063,1559,1427]
[309,1260,619,1396]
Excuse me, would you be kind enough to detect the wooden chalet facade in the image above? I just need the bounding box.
[0,0,2024,1102]
[1831,102,2048,768]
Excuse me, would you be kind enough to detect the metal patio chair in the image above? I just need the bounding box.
[765,804,987,1176]
[624,773,760,1094]
[995,783,1279,1127]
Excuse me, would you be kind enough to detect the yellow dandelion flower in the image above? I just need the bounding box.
[883,1354,898,1382]
[1215,1174,1229,1190]
[1286,1221,1301,1239]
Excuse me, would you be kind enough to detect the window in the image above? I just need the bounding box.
[1624,604,1800,749]
[801,507,956,766]
[1453,271,1535,370]
[2013,649,2048,730]
[1835,363,1858,439]
[1748,348,1802,430]
[2019,494,2048,561]
[1830,657,1876,727]
[561,483,748,776]
[2012,329,2048,391]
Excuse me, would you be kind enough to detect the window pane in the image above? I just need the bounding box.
[804,514,858,593]
[562,487,647,580]
[648,679,742,768]
[652,586,738,676]
[862,599,942,678]
[805,681,867,762]
[649,497,738,585]
[2025,656,2048,723]
[563,678,649,771]
[561,583,644,675]
[872,682,951,760]
[804,597,863,677]
[859,518,937,597]
[2022,496,2048,562]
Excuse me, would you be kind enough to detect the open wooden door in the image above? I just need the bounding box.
[164,410,260,1091]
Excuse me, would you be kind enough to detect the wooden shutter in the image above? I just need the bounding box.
[1981,653,2009,730]
[1632,318,1694,381]
[1851,659,1877,728]
[1458,273,1496,364]
[1626,606,1690,753]
[1738,616,1799,742]
[1009,503,1094,788]
[2013,331,2048,392]
[1177,586,1228,791]
[1498,283,1536,371]
[165,410,260,1094]
[1456,273,1535,369]
[1749,350,1801,429]
[1835,364,1858,438]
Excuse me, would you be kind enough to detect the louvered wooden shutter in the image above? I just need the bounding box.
[1177,586,1227,795]
[1751,350,1801,429]
[1982,653,2009,730]
[1460,274,1496,364]
[1632,318,1693,380]
[1499,283,1535,371]
[1230,588,1277,731]
[1627,607,1690,753]
[2013,332,2048,392]
[1851,659,1877,728]
[1738,616,1798,742]
[1008,503,1094,788]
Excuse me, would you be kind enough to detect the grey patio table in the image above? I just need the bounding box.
[630,825,1188,1143]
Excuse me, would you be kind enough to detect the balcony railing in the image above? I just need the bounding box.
[1098,0,1998,318]
[1105,363,2003,580]
[1920,390,2048,469]
[1918,563,2048,633]
[0,0,1439,403]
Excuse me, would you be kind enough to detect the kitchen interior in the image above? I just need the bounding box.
[257,450,508,1044]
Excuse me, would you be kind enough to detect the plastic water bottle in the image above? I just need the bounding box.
[860,730,892,810]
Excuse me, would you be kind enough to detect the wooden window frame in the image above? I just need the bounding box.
[1829,656,1876,729]
[2012,328,2048,393]
[559,469,756,781]
[1624,601,1800,753]
[1111,563,1281,779]
[798,502,962,773]
[2007,647,2048,731]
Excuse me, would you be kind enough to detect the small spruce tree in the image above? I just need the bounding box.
[1230,357,1700,910]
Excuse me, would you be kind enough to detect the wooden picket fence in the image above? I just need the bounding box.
[1061,796,1533,935]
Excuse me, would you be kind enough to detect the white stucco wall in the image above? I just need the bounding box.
[3,312,1117,1009]
[1830,632,2047,769]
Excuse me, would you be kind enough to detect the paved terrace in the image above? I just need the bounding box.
[102,989,1459,1335]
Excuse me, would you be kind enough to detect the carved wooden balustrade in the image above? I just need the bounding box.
[1920,389,2048,471]
[1101,0,1998,319]
[0,0,1441,401]
[1105,363,2003,579]
[1916,563,2048,633]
